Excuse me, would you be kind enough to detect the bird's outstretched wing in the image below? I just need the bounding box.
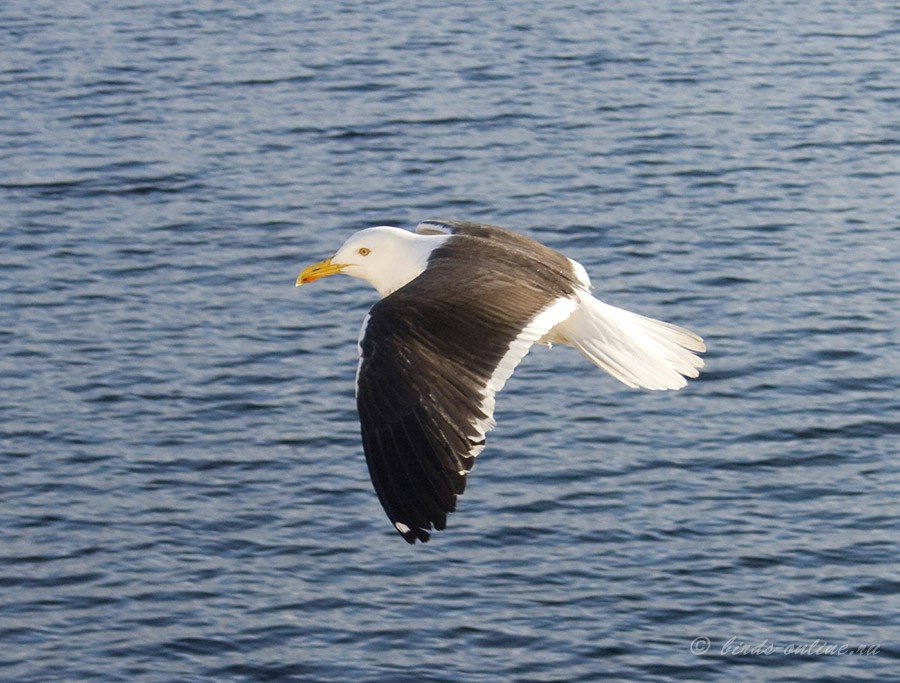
[355,233,578,543]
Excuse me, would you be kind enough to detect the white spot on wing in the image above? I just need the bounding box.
[395,522,411,534]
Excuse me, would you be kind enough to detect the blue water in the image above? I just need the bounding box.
[2,1,899,681]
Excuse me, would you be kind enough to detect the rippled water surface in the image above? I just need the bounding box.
[2,1,899,681]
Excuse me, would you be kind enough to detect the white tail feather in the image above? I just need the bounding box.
[554,290,706,391]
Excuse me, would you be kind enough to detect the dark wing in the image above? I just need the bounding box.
[416,219,579,279]
[356,243,577,543]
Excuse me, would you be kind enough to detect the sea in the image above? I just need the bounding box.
[2,1,898,681]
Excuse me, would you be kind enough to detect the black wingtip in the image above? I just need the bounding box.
[396,523,431,544]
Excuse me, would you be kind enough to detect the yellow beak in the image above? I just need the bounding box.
[296,257,344,286]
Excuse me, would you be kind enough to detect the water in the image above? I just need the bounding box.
[2,1,899,680]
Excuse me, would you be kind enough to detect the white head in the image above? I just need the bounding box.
[296,226,447,297]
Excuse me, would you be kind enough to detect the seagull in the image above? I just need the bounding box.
[296,220,705,543]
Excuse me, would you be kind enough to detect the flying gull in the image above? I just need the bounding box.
[296,220,705,543]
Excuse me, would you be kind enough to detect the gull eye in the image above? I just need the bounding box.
[357,247,371,256]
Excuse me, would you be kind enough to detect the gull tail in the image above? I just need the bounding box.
[556,290,706,391]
